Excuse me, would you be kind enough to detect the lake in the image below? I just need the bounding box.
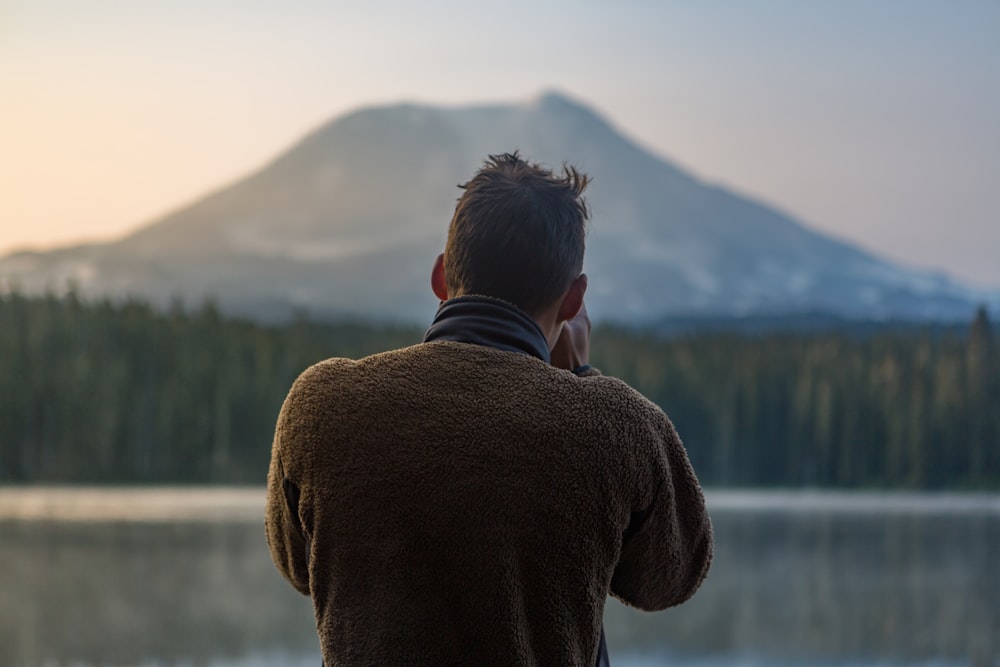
[0,488,997,667]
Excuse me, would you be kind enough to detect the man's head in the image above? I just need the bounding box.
[432,152,590,319]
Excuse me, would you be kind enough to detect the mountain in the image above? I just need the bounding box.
[1,91,996,324]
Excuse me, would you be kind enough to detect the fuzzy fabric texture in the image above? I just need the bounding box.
[266,341,713,666]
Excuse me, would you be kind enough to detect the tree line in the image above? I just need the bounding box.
[0,290,996,488]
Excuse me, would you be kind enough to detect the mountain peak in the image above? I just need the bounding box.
[529,89,610,128]
[533,88,585,108]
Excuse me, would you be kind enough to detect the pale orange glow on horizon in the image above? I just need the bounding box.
[2,0,999,286]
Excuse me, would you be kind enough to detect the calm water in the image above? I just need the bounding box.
[0,489,996,667]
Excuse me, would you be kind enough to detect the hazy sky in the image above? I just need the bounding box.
[2,0,998,286]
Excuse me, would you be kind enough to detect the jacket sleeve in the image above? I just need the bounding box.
[265,394,312,596]
[609,410,713,611]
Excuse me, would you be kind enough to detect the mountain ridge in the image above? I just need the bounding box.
[2,91,996,324]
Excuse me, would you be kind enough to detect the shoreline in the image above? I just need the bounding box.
[0,486,998,522]
[0,486,265,522]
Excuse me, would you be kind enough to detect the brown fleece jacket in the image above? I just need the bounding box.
[266,341,712,666]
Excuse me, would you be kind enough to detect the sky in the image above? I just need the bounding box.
[2,0,998,287]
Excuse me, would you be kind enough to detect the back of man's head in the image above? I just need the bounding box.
[444,152,590,316]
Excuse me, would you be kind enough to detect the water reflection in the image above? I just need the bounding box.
[0,492,996,666]
[0,521,317,667]
[605,509,998,666]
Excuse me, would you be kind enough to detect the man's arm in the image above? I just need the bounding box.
[610,413,713,611]
[265,390,312,596]
[555,300,712,608]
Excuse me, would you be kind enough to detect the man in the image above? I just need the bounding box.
[266,152,713,666]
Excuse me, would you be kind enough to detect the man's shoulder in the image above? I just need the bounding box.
[294,344,427,381]
[574,371,666,417]
[278,347,425,436]
[288,342,476,396]
[290,356,359,391]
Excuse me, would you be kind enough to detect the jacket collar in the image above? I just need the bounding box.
[422,295,551,363]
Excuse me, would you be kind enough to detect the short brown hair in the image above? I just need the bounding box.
[444,152,590,316]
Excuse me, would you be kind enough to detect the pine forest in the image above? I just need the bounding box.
[1,291,996,489]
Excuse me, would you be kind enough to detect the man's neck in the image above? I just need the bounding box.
[422,295,552,362]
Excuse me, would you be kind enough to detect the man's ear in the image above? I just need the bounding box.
[556,273,588,322]
[431,253,449,301]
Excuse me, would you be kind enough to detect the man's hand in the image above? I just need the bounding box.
[550,302,591,370]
